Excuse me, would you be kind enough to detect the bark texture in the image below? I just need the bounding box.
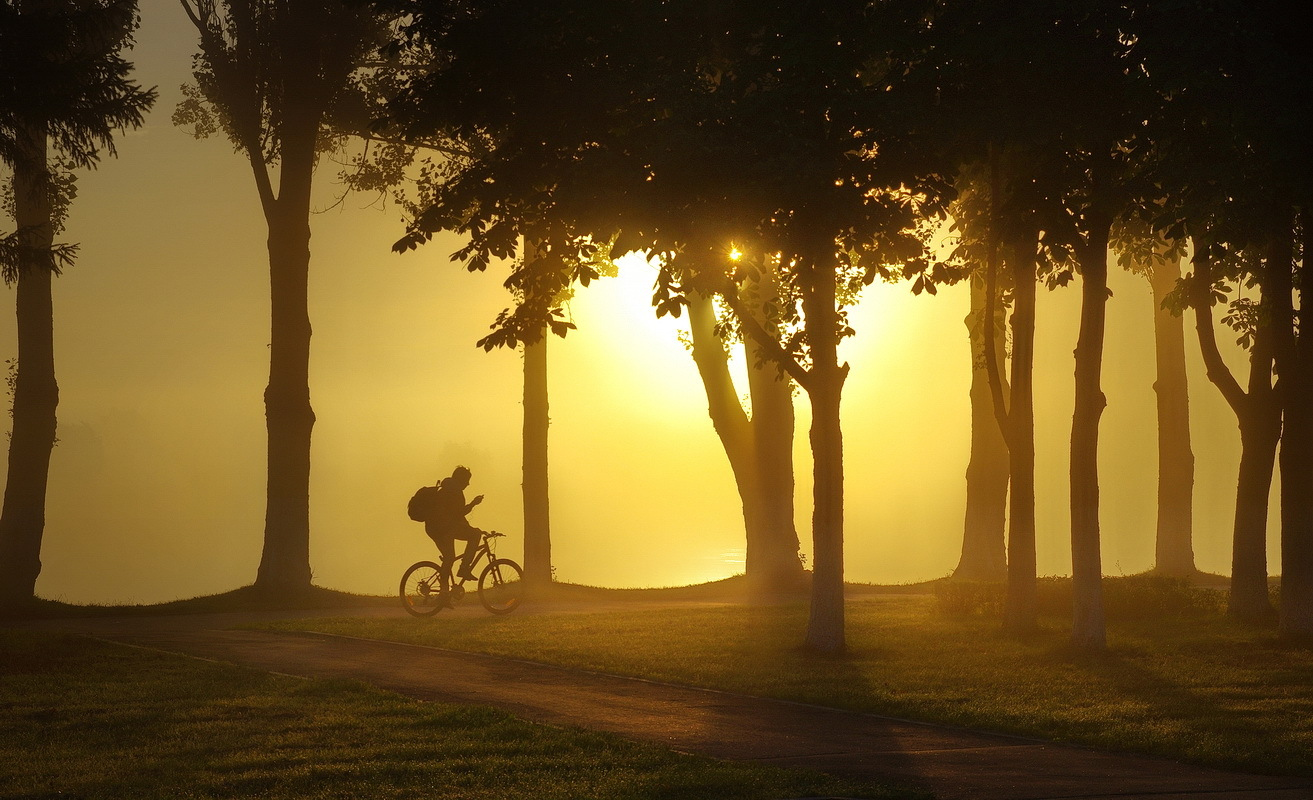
[253,97,317,593]
[745,331,804,590]
[997,234,1038,634]
[802,263,848,653]
[1232,410,1279,620]
[1070,222,1111,651]
[0,127,57,606]
[1269,214,1313,641]
[522,333,551,583]
[687,290,802,594]
[1279,396,1313,640]
[1190,241,1278,623]
[183,1,378,594]
[954,274,1009,582]
[1148,254,1196,576]
[978,154,1038,632]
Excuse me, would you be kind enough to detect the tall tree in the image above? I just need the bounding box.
[176,0,382,593]
[0,0,153,607]
[1105,220,1197,577]
[1146,245,1196,576]
[520,240,551,586]
[481,233,596,586]
[1110,222,1196,576]
[684,268,803,594]
[957,156,1051,633]
[1186,237,1278,621]
[677,252,798,588]
[1060,30,1153,650]
[952,250,1009,584]
[1267,209,1313,641]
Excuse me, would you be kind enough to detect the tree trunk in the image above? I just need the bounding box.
[1270,214,1313,641]
[254,118,316,594]
[955,274,1009,582]
[688,291,759,549]
[745,330,803,591]
[0,126,57,607]
[687,290,801,593]
[1070,223,1111,651]
[802,262,848,654]
[743,267,802,591]
[1231,406,1279,622]
[1279,394,1313,640]
[1148,253,1196,576]
[1001,234,1037,633]
[522,331,551,583]
[805,367,845,652]
[1190,238,1278,623]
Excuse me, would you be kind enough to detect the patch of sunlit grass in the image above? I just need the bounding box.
[0,629,912,799]
[265,595,1313,777]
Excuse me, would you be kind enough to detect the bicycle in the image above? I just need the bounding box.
[400,531,524,617]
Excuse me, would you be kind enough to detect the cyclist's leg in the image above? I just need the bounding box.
[431,532,456,593]
[455,526,482,580]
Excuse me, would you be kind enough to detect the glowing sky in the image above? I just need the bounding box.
[0,0,1261,603]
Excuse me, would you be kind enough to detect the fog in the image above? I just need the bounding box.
[1,1,1264,604]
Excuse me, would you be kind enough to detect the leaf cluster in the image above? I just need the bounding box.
[0,1,147,282]
[378,0,957,363]
[0,0,156,171]
[175,0,389,165]
[366,0,1310,366]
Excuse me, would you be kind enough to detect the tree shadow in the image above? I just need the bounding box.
[1046,625,1313,776]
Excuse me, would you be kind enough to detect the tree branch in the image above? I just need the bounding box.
[1189,238,1248,415]
[714,271,812,389]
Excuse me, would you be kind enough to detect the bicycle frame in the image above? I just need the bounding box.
[445,532,501,586]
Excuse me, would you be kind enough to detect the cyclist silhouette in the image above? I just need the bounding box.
[412,465,486,594]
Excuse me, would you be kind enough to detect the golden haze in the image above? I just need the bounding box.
[0,0,1260,604]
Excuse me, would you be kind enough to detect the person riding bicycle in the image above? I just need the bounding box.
[409,465,487,595]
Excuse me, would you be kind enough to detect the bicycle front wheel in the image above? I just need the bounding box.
[400,561,445,617]
[478,558,523,614]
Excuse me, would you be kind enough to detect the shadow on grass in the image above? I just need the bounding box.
[1045,621,1313,776]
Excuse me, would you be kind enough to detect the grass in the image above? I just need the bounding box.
[262,593,1313,778]
[0,629,917,800]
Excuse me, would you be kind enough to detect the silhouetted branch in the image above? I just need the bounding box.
[1189,242,1249,414]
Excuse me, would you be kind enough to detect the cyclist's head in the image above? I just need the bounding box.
[449,465,472,486]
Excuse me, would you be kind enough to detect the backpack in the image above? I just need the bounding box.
[407,485,440,522]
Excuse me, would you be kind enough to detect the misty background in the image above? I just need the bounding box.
[0,0,1260,604]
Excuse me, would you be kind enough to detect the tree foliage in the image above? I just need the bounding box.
[0,0,153,284]
[0,0,154,169]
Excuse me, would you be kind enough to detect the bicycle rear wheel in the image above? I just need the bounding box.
[478,558,523,614]
[400,561,445,617]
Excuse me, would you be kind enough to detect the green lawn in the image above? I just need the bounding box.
[263,594,1313,778]
[0,629,917,800]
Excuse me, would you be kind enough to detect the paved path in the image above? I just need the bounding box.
[17,606,1313,800]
